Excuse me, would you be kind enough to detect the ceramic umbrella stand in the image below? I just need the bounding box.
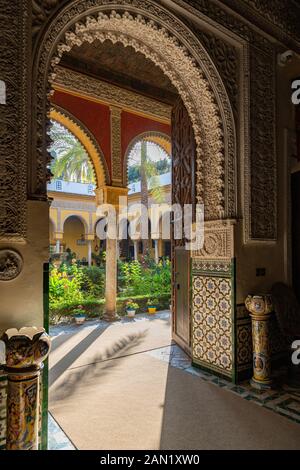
[1,327,51,450]
[245,295,273,390]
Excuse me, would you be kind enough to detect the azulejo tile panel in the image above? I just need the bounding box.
[237,320,253,371]
[192,261,234,377]
[0,372,7,450]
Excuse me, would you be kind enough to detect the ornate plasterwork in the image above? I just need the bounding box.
[50,106,109,187]
[123,131,171,186]
[192,220,235,260]
[110,106,123,185]
[0,250,23,281]
[0,1,28,240]
[32,1,62,43]
[32,0,237,222]
[53,66,172,123]
[248,47,277,241]
[172,0,277,241]
[221,0,300,48]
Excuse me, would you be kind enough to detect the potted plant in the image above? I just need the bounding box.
[125,300,139,318]
[72,306,86,325]
[147,298,159,314]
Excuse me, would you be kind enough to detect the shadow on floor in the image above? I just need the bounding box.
[158,360,300,450]
[50,329,148,401]
[49,325,109,387]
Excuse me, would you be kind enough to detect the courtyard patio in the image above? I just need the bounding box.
[48,312,300,450]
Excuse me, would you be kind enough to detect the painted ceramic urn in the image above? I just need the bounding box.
[1,327,51,450]
[245,295,273,390]
[1,327,51,369]
[245,294,273,317]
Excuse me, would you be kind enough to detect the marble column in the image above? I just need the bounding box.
[133,241,138,261]
[245,294,273,390]
[87,240,92,267]
[1,327,51,450]
[55,239,60,254]
[154,239,159,264]
[105,237,118,321]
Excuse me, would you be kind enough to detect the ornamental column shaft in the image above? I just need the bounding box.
[245,295,273,390]
[105,237,118,321]
[87,240,92,267]
[154,240,159,264]
[1,327,51,450]
[55,239,60,254]
[133,241,138,261]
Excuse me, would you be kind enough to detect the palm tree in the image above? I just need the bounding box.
[49,120,95,184]
[128,140,170,258]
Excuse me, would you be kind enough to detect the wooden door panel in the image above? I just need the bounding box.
[171,98,196,354]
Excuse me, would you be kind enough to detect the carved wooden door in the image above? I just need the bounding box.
[171,98,196,354]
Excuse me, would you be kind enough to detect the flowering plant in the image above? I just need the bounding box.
[72,305,86,317]
[125,300,139,310]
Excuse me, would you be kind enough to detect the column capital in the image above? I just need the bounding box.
[53,232,64,241]
[1,327,51,370]
[95,185,128,210]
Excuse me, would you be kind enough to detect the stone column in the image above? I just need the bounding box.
[154,239,159,264]
[55,239,60,254]
[245,294,273,390]
[87,240,92,267]
[133,241,138,261]
[1,327,51,450]
[105,237,118,321]
[86,235,94,267]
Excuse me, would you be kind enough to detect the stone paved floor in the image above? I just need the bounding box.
[48,311,300,449]
[48,413,76,450]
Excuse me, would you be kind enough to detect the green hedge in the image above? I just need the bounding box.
[49,292,171,324]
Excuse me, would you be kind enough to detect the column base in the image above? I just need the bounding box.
[103,312,120,322]
[250,377,273,390]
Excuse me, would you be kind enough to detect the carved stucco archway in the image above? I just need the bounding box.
[123,131,171,186]
[50,107,109,188]
[32,0,237,221]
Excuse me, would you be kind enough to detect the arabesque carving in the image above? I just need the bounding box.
[110,106,123,185]
[192,220,235,260]
[32,1,237,222]
[53,66,172,122]
[0,1,27,240]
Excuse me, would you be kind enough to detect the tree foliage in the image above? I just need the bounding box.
[49,120,95,184]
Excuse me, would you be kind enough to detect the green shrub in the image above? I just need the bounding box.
[49,293,171,324]
[49,258,171,324]
[81,266,105,297]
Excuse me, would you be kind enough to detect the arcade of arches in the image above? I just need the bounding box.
[1,0,300,451]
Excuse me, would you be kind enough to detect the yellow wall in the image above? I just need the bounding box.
[63,216,89,260]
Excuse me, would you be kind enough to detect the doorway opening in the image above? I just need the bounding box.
[33,3,236,449]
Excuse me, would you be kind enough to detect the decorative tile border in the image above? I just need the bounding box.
[48,413,76,450]
[0,372,7,450]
